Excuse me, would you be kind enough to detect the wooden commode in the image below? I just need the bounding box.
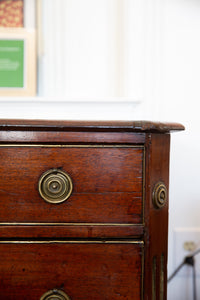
[0,120,184,299]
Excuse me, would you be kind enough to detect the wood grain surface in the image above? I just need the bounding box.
[0,119,185,133]
[0,146,143,224]
[0,241,143,300]
[0,120,184,299]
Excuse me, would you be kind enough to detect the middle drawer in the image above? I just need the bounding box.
[0,145,144,224]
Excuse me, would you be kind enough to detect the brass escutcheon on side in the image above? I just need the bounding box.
[152,182,167,209]
[40,289,71,300]
[38,169,73,204]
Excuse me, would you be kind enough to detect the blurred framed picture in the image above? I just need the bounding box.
[0,28,36,96]
[0,0,24,28]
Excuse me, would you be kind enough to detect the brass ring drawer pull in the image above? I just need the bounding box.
[40,289,71,300]
[38,169,73,204]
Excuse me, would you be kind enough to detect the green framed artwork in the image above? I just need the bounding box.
[0,28,36,96]
[0,39,24,88]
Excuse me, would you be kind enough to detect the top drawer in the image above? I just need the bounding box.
[0,145,144,224]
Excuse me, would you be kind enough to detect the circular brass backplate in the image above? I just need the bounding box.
[40,289,70,300]
[152,182,167,209]
[38,169,73,204]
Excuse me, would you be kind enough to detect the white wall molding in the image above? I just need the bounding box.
[142,0,164,119]
[40,0,146,102]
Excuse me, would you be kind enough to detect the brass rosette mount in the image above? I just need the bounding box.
[152,182,167,209]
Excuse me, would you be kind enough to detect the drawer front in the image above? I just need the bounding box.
[0,241,143,300]
[0,145,143,224]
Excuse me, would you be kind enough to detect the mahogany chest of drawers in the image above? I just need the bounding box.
[0,120,184,300]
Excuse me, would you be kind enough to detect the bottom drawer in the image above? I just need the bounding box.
[0,240,143,300]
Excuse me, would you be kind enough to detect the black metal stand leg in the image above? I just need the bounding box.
[192,259,196,300]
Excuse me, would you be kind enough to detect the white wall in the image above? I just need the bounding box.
[0,0,200,298]
[161,0,200,299]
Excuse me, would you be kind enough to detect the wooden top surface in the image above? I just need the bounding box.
[0,119,185,133]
